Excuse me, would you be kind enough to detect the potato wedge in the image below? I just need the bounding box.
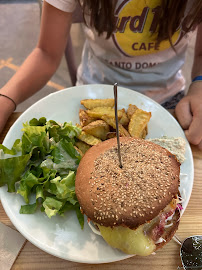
[119,108,129,126]
[128,109,151,138]
[145,125,148,135]
[101,115,130,137]
[75,140,91,154]
[140,127,147,139]
[82,120,110,140]
[81,99,114,109]
[141,125,148,139]
[106,132,117,139]
[77,130,102,145]
[74,146,84,157]
[79,109,96,127]
[127,104,138,119]
[86,107,123,120]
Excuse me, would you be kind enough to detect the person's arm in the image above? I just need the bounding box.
[0,2,72,132]
[175,23,202,150]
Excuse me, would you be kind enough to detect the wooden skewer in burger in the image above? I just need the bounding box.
[75,84,182,256]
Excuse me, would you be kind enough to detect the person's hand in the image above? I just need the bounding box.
[0,97,15,134]
[175,82,202,150]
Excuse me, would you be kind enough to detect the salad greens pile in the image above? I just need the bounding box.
[0,117,84,228]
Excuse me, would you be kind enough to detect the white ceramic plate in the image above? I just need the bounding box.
[0,84,194,263]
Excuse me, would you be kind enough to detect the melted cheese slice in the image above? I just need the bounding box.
[97,224,156,255]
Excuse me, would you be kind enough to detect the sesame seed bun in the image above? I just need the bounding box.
[75,137,180,229]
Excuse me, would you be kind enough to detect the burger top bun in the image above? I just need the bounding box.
[75,137,180,229]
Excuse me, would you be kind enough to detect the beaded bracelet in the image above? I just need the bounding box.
[192,76,202,83]
[0,94,17,111]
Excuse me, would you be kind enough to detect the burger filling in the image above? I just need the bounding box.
[96,198,181,255]
[98,223,156,256]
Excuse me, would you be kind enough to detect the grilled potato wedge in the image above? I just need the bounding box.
[127,104,138,119]
[82,120,110,140]
[128,109,151,138]
[119,108,129,127]
[77,130,102,146]
[75,140,91,155]
[86,107,123,119]
[81,99,114,109]
[79,109,96,127]
[101,115,130,137]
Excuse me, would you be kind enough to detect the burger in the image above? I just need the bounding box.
[75,137,182,256]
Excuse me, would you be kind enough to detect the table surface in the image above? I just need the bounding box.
[0,112,202,270]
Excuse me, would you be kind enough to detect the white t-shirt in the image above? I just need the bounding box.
[45,0,194,104]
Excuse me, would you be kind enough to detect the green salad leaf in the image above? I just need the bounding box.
[0,118,84,228]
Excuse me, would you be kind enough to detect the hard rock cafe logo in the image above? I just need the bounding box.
[112,0,181,57]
